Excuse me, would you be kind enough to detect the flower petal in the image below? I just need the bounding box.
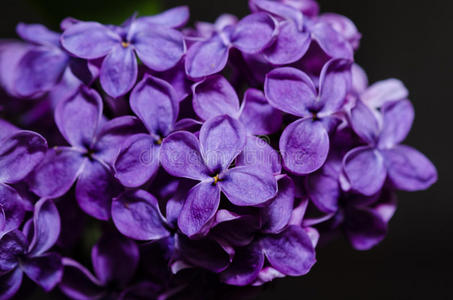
[178,182,220,237]
[263,20,310,65]
[343,146,386,196]
[0,184,25,235]
[305,161,340,214]
[76,159,114,221]
[310,21,353,59]
[199,115,246,173]
[382,145,437,191]
[21,253,62,292]
[61,22,119,59]
[59,258,105,300]
[0,131,47,184]
[130,74,178,136]
[192,75,240,121]
[264,67,316,117]
[239,88,282,135]
[91,232,139,286]
[0,230,27,275]
[185,34,229,78]
[220,243,264,286]
[112,190,169,241]
[280,119,330,175]
[55,86,102,148]
[236,135,282,174]
[28,148,85,198]
[100,45,137,98]
[28,198,60,256]
[349,99,380,144]
[113,134,160,188]
[133,27,185,72]
[0,268,23,300]
[219,166,277,206]
[160,131,210,180]
[252,0,304,29]
[16,23,60,46]
[260,225,316,276]
[378,99,414,149]
[318,58,352,114]
[15,47,68,98]
[261,176,295,233]
[231,12,276,54]
[137,6,189,28]
[361,78,408,108]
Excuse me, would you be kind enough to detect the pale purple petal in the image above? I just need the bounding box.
[263,20,310,65]
[76,159,114,221]
[219,166,277,206]
[349,99,380,144]
[185,34,229,78]
[220,243,264,286]
[178,182,220,237]
[99,45,137,98]
[0,184,25,235]
[112,190,169,241]
[310,21,353,59]
[15,47,68,98]
[59,258,105,300]
[16,23,60,46]
[351,63,368,94]
[378,99,414,149]
[318,58,352,114]
[199,115,246,172]
[28,148,85,198]
[236,135,282,174]
[264,67,316,117]
[28,198,60,256]
[361,79,408,108]
[280,119,329,175]
[260,225,316,276]
[55,86,102,148]
[0,41,31,97]
[133,27,185,72]
[251,0,304,30]
[382,145,437,191]
[91,232,139,286]
[343,146,386,196]
[192,75,240,121]
[137,6,189,28]
[21,253,62,291]
[61,22,119,59]
[261,176,295,233]
[130,74,178,136]
[0,131,47,184]
[160,131,210,180]
[319,13,361,50]
[239,88,282,135]
[113,134,160,188]
[231,13,276,54]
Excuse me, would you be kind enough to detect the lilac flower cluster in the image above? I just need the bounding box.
[0,0,437,298]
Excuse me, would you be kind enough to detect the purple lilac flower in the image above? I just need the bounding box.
[342,98,437,195]
[60,8,187,98]
[185,12,277,78]
[27,87,143,220]
[160,114,278,237]
[0,198,62,299]
[264,58,352,175]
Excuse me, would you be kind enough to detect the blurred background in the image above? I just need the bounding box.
[1,0,452,299]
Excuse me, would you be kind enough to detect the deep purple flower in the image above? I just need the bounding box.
[160,114,278,237]
[28,87,143,220]
[0,121,47,236]
[264,58,352,175]
[0,198,62,299]
[185,12,277,78]
[60,8,187,98]
[342,99,437,195]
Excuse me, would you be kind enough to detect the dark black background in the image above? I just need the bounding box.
[2,1,452,299]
